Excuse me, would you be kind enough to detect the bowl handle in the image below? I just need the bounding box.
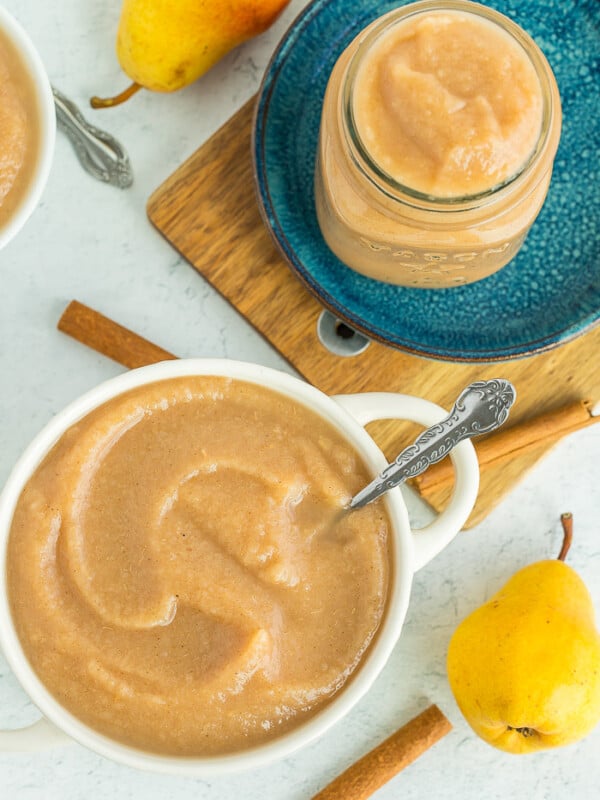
[0,716,71,752]
[334,392,479,571]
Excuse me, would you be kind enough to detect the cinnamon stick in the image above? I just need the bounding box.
[57,300,177,368]
[311,704,452,800]
[412,399,597,495]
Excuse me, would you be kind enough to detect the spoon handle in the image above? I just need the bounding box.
[53,87,134,188]
[349,379,516,510]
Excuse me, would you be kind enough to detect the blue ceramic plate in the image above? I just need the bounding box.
[253,0,600,362]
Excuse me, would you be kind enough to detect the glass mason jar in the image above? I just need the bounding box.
[314,0,562,288]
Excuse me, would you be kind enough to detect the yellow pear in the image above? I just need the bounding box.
[447,513,600,753]
[91,0,291,108]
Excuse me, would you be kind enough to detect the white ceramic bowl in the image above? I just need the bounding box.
[0,359,479,773]
[0,6,55,250]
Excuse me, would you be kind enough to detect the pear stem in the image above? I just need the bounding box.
[557,512,573,562]
[90,83,142,109]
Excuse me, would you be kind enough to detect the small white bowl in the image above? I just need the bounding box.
[0,7,55,250]
[0,359,479,773]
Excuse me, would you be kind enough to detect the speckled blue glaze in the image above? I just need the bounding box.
[253,0,600,362]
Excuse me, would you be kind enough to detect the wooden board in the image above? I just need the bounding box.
[147,97,600,528]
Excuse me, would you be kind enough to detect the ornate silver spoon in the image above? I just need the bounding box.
[350,379,516,509]
[53,87,133,189]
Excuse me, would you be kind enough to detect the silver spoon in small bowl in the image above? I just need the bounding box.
[350,379,516,510]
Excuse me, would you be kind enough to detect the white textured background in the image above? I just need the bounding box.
[1,0,599,797]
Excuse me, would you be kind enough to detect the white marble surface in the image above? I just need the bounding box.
[1,0,599,797]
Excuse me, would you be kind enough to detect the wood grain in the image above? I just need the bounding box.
[147,97,600,528]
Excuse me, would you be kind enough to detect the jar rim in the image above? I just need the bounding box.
[342,0,557,209]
